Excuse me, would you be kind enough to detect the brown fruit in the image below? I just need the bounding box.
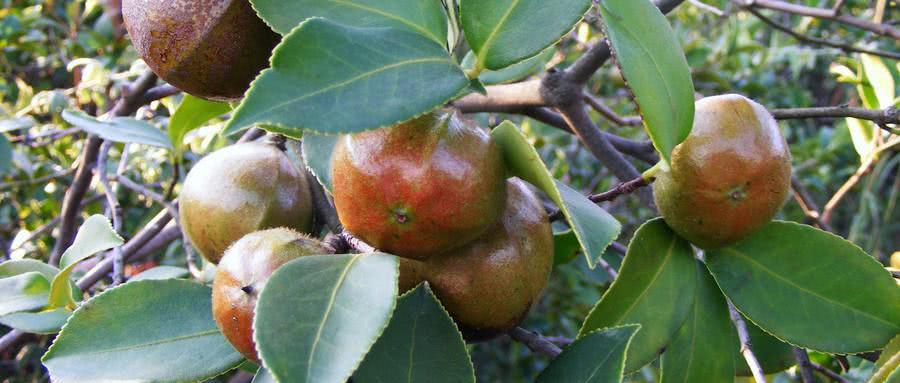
[121,0,280,101]
[212,228,330,362]
[331,110,507,260]
[653,94,792,249]
[400,179,553,341]
[180,142,313,263]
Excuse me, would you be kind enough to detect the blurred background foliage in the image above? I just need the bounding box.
[0,0,896,382]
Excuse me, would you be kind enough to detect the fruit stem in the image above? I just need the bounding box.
[641,160,668,181]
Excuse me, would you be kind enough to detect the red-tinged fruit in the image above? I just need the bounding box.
[653,94,792,249]
[180,142,313,263]
[122,0,280,101]
[331,110,507,260]
[212,228,330,362]
[400,179,554,341]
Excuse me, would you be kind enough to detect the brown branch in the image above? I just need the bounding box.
[742,0,900,39]
[557,101,655,206]
[589,176,653,204]
[97,141,125,285]
[745,7,900,60]
[821,154,878,225]
[452,81,545,112]
[772,106,899,126]
[507,327,563,358]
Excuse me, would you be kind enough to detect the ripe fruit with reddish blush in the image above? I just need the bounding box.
[212,228,329,362]
[332,110,507,260]
[400,179,553,341]
[122,0,279,101]
[180,142,313,263]
[653,94,792,249]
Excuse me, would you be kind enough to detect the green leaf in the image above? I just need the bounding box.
[0,272,51,316]
[847,117,877,160]
[860,54,896,110]
[461,0,590,71]
[536,325,640,383]
[873,335,900,383]
[0,259,62,281]
[225,18,468,137]
[877,335,900,371]
[302,133,339,194]
[661,263,736,383]
[707,221,900,354]
[598,0,695,164]
[254,253,399,383]
[128,266,190,282]
[42,280,243,382]
[48,214,124,309]
[354,284,475,383]
[61,110,173,149]
[579,218,697,372]
[461,48,554,85]
[733,317,795,376]
[251,0,449,47]
[252,368,276,383]
[168,95,230,158]
[0,133,11,175]
[0,308,71,334]
[491,121,621,269]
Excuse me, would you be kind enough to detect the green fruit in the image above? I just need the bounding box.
[331,110,507,260]
[180,142,313,263]
[121,0,280,101]
[212,228,329,362]
[400,179,553,341]
[653,94,792,249]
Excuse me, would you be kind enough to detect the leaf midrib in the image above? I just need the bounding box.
[53,329,222,357]
[306,255,363,382]
[330,0,444,46]
[475,0,521,69]
[722,248,898,328]
[238,57,453,128]
[607,236,678,326]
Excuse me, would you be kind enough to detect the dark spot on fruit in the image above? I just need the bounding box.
[240,285,254,294]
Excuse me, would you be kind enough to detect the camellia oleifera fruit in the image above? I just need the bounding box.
[331,110,507,260]
[212,228,330,362]
[399,179,553,340]
[121,0,279,101]
[653,94,792,249]
[180,142,313,263]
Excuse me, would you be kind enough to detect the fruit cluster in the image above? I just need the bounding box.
[332,110,554,341]
[178,111,553,362]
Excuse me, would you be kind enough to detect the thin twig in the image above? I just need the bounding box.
[790,176,835,232]
[589,176,653,204]
[830,0,847,16]
[507,327,563,358]
[745,7,900,60]
[97,141,125,285]
[689,0,725,15]
[821,154,879,225]
[810,362,850,383]
[583,94,643,126]
[772,106,899,126]
[0,168,75,192]
[794,348,816,383]
[50,71,160,265]
[340,231,376,253]
[743,0,900,39]
[729,303,767,383]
